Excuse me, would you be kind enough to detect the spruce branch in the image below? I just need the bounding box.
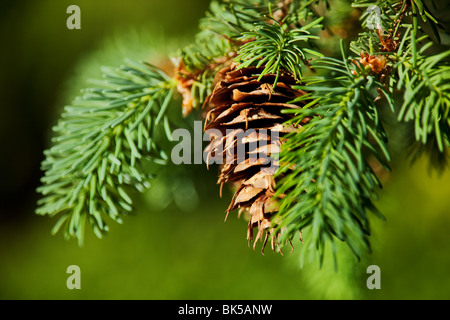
[234,17,324,85]
[176,0,328,114]
[199,0,276,39]
[270,0,448,264]
[271,0,330,26]
[351,0,449,157]
[394,33,450,152]
[175,0,272,114]
[176,35,232,114]
[36,60,177,245]
[274,45,390,265]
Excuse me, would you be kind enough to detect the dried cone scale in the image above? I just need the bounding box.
[203,63,310,253]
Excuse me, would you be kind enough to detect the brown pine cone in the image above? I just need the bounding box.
[203,64,310,253]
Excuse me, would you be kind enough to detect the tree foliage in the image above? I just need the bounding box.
[37,61,176,245]
[37,0,449,265]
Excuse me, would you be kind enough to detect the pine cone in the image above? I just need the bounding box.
[203,64,310,253]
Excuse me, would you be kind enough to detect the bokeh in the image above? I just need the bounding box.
[1,0,449,300]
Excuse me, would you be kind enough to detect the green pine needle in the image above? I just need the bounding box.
[235,17,324,86]
[274,55,390,265]
[178,0,276,110]
[36,60,177,245]
[395,44,450,152]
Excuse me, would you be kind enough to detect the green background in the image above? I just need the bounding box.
[1,0,449,300]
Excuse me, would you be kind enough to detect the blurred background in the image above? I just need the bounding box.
[0,0,449,300]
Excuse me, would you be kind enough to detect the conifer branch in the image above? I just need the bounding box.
[176,0,275,113]
[36,60,177,245]
[351,0,450,156]
[393,31,450,152]
[235,17,324,85]
[176,0,329,113]
[274,45,390,265]
[271,0,448,264]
